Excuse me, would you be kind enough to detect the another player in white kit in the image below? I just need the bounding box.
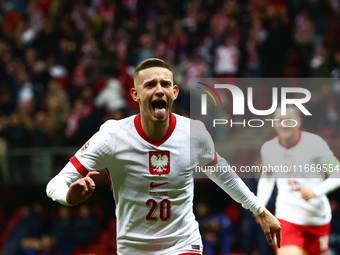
[47,58,281,255]
[257,106,340,255]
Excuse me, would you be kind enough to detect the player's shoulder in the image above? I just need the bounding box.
[301,130,325,142]
[173,112,190,124]
[176,114,208,132]
[99,115,136,134]
[300,130,331,150]
[173,113,210,138]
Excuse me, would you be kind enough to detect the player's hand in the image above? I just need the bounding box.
[300,187,316,201]
[258,208,281,248]
[66,171,100,205]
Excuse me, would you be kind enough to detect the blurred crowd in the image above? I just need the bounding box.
[1,0,340,150]
[0,204,103,255]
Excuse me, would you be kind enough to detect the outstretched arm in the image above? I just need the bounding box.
[194,121,281,247]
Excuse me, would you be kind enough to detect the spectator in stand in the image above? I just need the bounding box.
[31,16,62,60]
[293,10,315,77]
[205,210,233,255]
[3,204,48,255]
[45,80,70,146]
[310,45,332,78]
[94,68,127,120]
[194,202,233,255]
[53,38,77,81]
[213,37,240,78]
[330,50,340,80]
[209,8,228,43]
[21,235,56,255]
[114,27,130,62]
[64,96,95,146]
[16,69,35,110]
[176,52,209,114]
[0,111,30,182]
[21,0,45,46]
[224,18,241,47]
[23,48,53,91]
[0,82,16,115]
[245,28,263,78]
[260,8,291,77]
[168,19,188,64]
[137,33,154,65]
[194,202,213,254]
[49,206,76,255]
[73,205,100,250]
[68,57,89,105]
[329,199,340,255]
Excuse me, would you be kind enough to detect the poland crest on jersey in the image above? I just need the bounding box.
[149,151,170,176]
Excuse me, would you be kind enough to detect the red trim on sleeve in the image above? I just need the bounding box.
[134,112,177,146]
[205,151,218,166]
[70,156,89,177]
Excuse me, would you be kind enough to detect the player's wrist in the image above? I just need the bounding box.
[258,208,270,218]
[254,205,266,216]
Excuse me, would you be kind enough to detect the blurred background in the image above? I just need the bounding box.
[1,0,340,254]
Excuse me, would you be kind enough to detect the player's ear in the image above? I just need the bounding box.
[173,85,179,100]
[131,88,140,102]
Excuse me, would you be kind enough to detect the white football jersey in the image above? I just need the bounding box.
[258,131,334,226]
[47,112,264,255]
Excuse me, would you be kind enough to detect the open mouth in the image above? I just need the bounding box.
[151,100,167,119]
[152,100,166,109]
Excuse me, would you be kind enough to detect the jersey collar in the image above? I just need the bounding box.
[134,112,177,146]
[278,130,302,149]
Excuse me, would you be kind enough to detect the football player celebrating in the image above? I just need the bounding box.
[47,58,281,255]
[257,106,340,255]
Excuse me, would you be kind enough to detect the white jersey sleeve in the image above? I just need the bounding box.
[206,153,265,215]
[192,120,265,215]
[71,121,115,172]
[46,121,115,205]
[46,162,82,206]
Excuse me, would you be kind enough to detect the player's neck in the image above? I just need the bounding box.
[280,131,300,148]
[140,115,170,141]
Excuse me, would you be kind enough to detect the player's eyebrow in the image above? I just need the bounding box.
[142,78,173,86]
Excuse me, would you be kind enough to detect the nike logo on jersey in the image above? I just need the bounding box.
[150,182,168,188]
